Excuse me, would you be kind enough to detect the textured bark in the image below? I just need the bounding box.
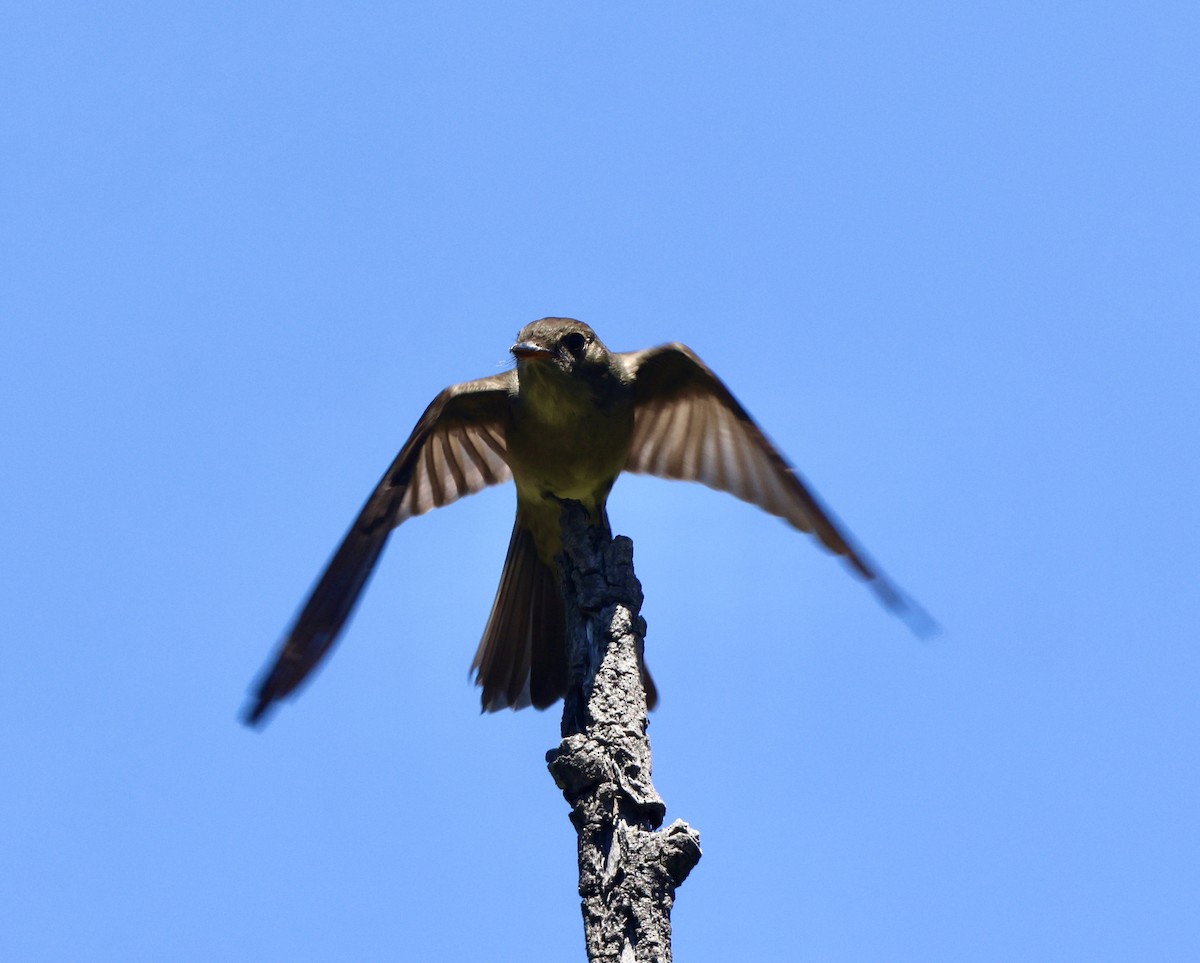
[546,502,702,963]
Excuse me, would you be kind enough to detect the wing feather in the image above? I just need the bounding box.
[623,344,927,626]
[244,372,516,724]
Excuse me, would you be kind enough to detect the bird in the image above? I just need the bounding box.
[243,317,925,725]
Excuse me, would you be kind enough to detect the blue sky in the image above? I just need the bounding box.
[3,3,1197,960]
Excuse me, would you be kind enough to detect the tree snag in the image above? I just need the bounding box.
[546,501,702,963]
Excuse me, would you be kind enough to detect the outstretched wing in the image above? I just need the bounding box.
[244,372,516,725]
[623,344,927,626]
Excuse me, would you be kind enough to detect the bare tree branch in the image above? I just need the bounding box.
[546,501,702,963]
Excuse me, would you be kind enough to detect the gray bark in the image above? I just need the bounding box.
[546,501,702,963]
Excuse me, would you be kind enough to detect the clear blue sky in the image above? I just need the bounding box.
[4,3,1197,960]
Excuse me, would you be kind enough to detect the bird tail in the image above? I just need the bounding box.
[471,520,568,711]
[470,518,658,712]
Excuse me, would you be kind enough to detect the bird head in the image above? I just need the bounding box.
[511,318,609,377]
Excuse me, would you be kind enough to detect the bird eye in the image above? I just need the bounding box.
[562,332,588,354]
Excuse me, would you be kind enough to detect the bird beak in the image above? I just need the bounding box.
[511,341,554,361]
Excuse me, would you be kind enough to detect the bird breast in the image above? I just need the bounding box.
[506,372,635,503]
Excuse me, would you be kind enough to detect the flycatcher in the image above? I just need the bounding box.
[245,318,922,724]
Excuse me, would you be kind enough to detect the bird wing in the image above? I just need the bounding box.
[623,344,925,624]
[244,373,515,724]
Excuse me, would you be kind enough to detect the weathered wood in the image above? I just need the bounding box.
[546,501,702,963]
